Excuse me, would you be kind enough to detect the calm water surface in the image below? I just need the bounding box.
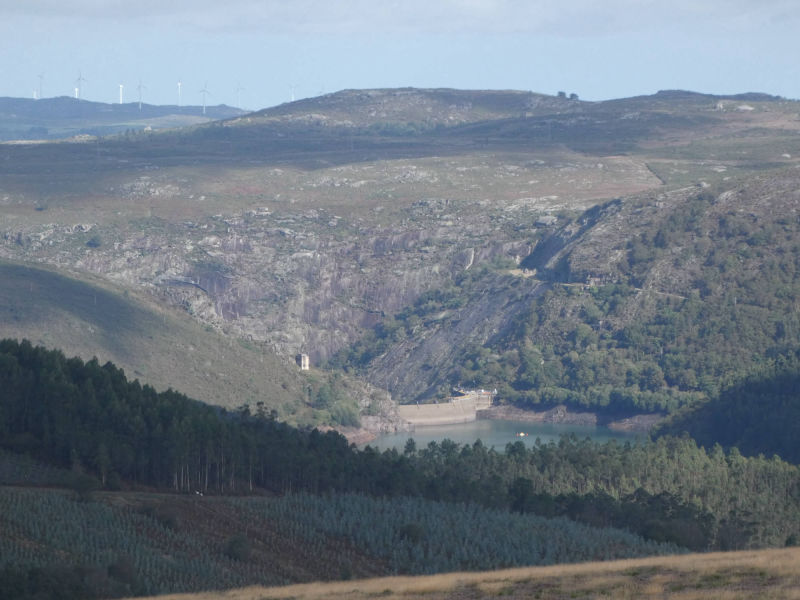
[365,419,642,452]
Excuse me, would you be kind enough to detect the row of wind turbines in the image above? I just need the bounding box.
[34,72,247,113]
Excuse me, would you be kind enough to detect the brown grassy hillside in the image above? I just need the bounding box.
[129,547,800,600]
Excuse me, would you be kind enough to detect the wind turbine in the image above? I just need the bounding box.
[289,84,298,102]
[199,82,211,115]
[236,83,245,109]
[75,71,87,100]
[177,80,182,107]
[37,73,44,100]
[119,83,124,104]
[137,79,146,110]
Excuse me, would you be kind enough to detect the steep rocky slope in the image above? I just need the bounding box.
[366,168,800,408]
[0,148,657,367]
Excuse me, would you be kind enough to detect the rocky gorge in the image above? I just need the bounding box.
[2,88,800,429]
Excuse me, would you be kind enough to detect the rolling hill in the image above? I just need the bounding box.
[0,96,244,141]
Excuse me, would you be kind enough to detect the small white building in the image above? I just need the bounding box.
[295,353,310,370]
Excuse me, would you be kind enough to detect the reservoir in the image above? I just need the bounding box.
[365,419,642,452]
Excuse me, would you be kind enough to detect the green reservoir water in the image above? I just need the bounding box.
[365,419,642,452]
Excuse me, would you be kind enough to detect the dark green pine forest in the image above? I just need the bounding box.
[2,338,800,598]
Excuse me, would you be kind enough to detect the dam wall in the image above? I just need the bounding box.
[397,392,493,426]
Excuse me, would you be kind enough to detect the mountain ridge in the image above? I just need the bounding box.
[0,96,245,141]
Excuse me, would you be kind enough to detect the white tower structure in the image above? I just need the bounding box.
[75,72,87,99]
[137,80,146,110]
[199,83,210,115]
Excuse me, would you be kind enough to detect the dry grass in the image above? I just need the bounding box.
[0,260,309,420]
[127,547,800,599]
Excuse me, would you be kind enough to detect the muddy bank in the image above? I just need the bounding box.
[331,403,663,444]
[316,424,381,446]
[478,404,664,433]
[478,404,596,426]
[324,426,380,446]
[329,413,414,446]
[605,413,665,432]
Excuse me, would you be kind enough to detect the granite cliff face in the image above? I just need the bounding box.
[1,190,538,370]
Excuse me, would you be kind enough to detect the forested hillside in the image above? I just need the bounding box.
[336,171,800,421]
[657,349,800,463]
[2,339,799,555]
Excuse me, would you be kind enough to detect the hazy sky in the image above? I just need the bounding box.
[2,1,798,110]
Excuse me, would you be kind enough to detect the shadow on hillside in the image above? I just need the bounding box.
[0,262,146,360]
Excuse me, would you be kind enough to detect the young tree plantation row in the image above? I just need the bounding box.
[0,487,683,599]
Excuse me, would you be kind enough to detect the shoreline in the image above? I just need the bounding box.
[478,404,665,433]
[335,403,664,444]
